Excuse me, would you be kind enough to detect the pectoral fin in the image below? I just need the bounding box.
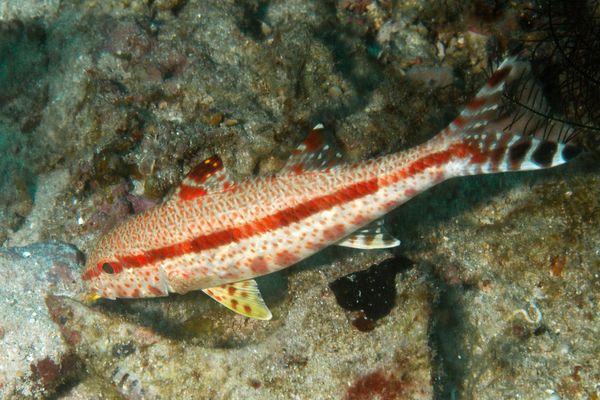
[337,219,400,249]
[202,279,272,320]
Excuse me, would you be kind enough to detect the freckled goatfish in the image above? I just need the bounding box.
[82,58,582,319]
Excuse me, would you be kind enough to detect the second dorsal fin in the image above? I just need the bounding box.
[280,124,343,175]
[176,156,235,201]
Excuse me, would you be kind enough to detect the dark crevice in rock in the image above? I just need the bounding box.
[313,25,384,120]
[427,265,469,399]
[238,1,270,40]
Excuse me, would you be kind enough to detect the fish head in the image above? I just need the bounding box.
[82,232,169,300]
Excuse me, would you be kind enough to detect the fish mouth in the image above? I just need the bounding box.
[77,289,104,304]
[83,292,103,303]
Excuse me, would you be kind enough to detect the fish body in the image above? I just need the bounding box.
[83,58,581,319]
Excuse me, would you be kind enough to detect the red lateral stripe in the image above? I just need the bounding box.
[83,142,476,281]
[144,179,378,264]
[83,179,379,280]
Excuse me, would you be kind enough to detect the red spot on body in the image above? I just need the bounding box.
[250,257,269,274]
[382,201,396,210]
[487,65,512,87]
[274,250,299,266]
[243,305,252,313]
[323,223,346,242]
[131,288,140,297]
[228,286,236,295]
[148,285,163,296]
[231,299,238,309]
[305,241,321,250]
[404,188,417,197]
[350,214,370,227]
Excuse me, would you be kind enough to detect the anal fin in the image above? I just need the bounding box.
[337,219,400,250]
[202,279,272,320]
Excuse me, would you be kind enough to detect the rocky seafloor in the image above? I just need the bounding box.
[0,0,598,399]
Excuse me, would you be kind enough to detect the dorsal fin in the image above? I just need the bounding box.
[175,156,235,201]
[280,124,343,174]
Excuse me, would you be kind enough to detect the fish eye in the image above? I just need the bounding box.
[102,262,115,274]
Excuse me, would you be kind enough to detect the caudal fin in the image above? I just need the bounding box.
[438,57,583,177]
[459,131,581,176]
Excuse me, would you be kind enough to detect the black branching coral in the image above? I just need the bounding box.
[507,0,600,150]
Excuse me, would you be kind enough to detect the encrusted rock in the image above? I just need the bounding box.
[0,242,84,399]
[48,251,433,399]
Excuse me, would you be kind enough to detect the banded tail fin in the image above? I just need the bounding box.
[437,56,582,177]
[456,131,581,176]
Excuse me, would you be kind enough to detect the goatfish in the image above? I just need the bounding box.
[82,57,582,320]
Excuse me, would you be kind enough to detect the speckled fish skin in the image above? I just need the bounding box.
[82,58,581,300]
